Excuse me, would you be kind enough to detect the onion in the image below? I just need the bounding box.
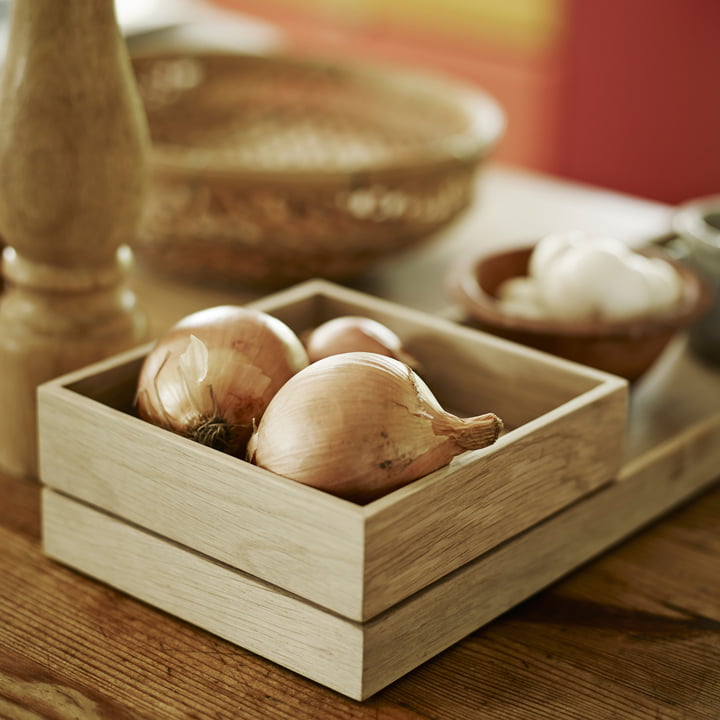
[247,352,503,503]
[136,305,308,455]
[304,315,420,369]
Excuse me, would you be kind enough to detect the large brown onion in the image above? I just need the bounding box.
[247,352,503,503]
[136,305,308,455]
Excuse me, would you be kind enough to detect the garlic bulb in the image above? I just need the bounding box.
[304,315,420,368]
[496,277,547,319]
[247,352,503,503]
[498,232,683,321]
[136,306,308,455]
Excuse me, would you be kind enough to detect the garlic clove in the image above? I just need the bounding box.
[497,277,547,319]
[535,250,596,320]
[529,232,574,280]
[497,276,539,305]
[304,315,420,369]
[514,233,684,324]
[561,244,632,312]
[528,229,595,280]
[585,234,632,257]
[596,262,654,320]
[628,255,682,311]
[498,297,548,319]
[247,352,503,503]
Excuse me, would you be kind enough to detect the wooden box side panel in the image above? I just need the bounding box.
[253,281,606,427]
[38,280,628,622]
[248,284,327,337]
[363,380,628,618]
[361,412,720,698]
[42,415,720,702]
[41,490,365,701]
[404,329,602,429]
[38,384,366,620]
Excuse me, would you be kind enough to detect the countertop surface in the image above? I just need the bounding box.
[2,163,719,719]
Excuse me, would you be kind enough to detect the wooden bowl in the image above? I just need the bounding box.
[448,244,712,381]
[130,51,504,288]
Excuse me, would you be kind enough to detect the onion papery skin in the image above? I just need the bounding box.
[136,305,308,456]
[304,316,420,369]
[247,352,503,503]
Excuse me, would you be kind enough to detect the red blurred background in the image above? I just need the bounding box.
[209,0,720,205]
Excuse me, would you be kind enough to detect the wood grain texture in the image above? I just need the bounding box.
[37,281,626,623]
[0,646,148,720]
[0,0,149,479]
[39,409,720,700]
[362,412,720,696]
[38,358,367,621]
[3,470,719,718]
[0,491,400,720]
[382,488,720,720]
[41,489,367,700]
[362,379,626,619]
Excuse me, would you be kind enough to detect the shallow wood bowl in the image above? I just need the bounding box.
[448,244,712,381]
[130,51,504,288]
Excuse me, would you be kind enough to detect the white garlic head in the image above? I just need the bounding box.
[498,232,683,322]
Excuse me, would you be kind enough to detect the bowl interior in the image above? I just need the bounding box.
[457,245,710,339]
[131,51,505,175]
[449,244,713,381]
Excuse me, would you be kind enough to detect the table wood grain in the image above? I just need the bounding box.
[2,472,719,719]
[2,165,719,718]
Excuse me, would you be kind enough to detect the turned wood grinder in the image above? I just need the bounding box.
[0,0,149,478]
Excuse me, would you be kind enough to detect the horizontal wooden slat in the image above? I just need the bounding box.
[38,280,624,622]
[41,489,366,701]
[39,410,720,699]
[38,378,366,619]
[362,412,720,696]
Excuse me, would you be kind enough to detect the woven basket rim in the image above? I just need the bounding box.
[132,49,505,178]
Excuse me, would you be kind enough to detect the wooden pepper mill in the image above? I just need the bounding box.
[0,0,150,479]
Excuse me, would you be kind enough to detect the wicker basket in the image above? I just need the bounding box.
[131,51,504,288]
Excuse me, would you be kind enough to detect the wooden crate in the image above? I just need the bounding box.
[39,280,628,699]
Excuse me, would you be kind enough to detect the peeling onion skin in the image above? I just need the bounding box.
[247,352,503,503]
[304,316,420,369]
[136,306,308,456]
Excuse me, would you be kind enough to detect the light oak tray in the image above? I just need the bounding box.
[38,281,720,700]
[38,281,627,621]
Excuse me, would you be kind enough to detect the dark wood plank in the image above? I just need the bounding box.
[0,646,150,720]
[383,487,720,719]
[0,486,420,719]
[1,473,719,718]
[0,473,40,541]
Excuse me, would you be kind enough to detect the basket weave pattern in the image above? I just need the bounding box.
[132,53,503,287]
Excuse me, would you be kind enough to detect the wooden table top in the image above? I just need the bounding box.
[2,165,719,719]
